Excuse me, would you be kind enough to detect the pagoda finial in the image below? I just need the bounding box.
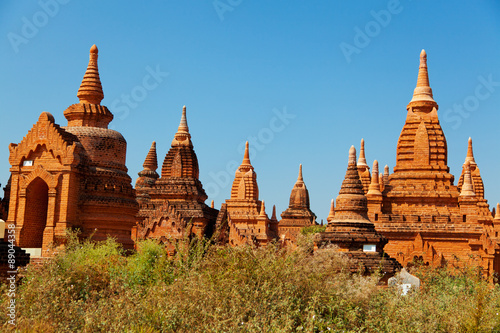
[172,106,192,147]
[460,161,475,197]
[298,164,303,181]
[260,201,266,217]
[177,105,189,135]
[271,205,277,221]
[495,203,500,220]
[143,141,158,171]
[465,137,476,165]
[367,160,382,195]
[357,139,368,168]
[327,199,335,223]
[77,44,104,105]
[211,200,214,209]
[239,141,253,172]
[407,49,437,109]
[137,141,159,180]
[349,146,357,166]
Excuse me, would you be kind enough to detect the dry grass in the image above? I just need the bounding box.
[1,231,500,332]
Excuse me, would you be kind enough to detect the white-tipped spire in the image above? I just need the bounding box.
[408,49,437,108]
[349,146,357,166]
[357,139,368,168]
[177,105,189,135]
[465,137,476,166]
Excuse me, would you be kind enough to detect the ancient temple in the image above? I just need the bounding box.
[216,142,278,246]
[6,45,138,252]
[369,50,499,276]
[135,106,219,244]
[316,146,401,280]
[278,164,317,246]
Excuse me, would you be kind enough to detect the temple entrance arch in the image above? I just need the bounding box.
[20,177,49,248]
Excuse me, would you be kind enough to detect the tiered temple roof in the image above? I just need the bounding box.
[135,106,218,241]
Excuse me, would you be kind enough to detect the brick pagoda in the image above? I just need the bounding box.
[369,50,499,276]
[135,106,218,243]
[278,164,317,246]
[6,45,138,251]
[216,142,278,246]
[316,146,401,279]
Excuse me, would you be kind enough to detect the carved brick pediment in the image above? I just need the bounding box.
[139,201,190,240]
[9,112,80,167]
[21,165,59,190]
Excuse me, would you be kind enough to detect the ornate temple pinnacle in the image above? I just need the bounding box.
[271,204,277,220]
[298,164,303,182]
[348,146,356,166]
[367,160,382,196]
[357,138,368,168]
[260,201,266,217]
[407,49,437,109]
[177,105,190,135]
[239,141,253,172]
[143,141,158,171]
[465,137,476,165]
[77,44,104,105]
[172,105,192,147]
[460,161,475,197]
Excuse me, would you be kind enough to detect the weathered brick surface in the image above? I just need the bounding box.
[135,106,218,244]
[316,146,401,279]
[219,142,278,246]
[370,50,499,277]
[6,45,138,251]
[278,164,317,247]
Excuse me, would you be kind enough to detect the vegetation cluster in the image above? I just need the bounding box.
[1,231,500,332]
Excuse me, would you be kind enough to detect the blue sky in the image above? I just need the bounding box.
[1,1,499,221]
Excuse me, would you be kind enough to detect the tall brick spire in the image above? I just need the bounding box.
[162,106,199,178]
[229,141,258,200]
[172,105,192,147]
[465,137,476,166]
[407,49,438,109]
[136,141,159,188]
[77,44,104,105]
[239,141,254,172]
[357,138,368,168]
[144,141,158,171]
[357,138,370,193]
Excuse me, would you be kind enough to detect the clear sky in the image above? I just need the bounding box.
[1,1,499,221]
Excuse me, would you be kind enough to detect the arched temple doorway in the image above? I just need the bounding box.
[20,177,49,248]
